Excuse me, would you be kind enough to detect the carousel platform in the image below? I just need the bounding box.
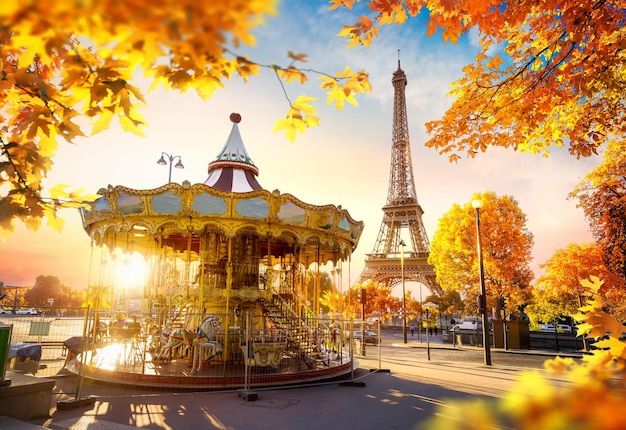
[65,341,355,391]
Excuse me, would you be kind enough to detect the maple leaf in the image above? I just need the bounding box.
[273,96,319,142]
[287,51,308,63]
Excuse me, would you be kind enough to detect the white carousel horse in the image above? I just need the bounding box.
[191,315,223,371]
[191,337,223,371]
[156,315,221,363]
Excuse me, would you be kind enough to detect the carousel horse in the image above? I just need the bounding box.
[156,315,221,363]
[191,315,223,371]
[191,331,223,371]
[149,324,172,355]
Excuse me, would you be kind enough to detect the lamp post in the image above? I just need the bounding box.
[400,239,407,344]
[472,199,492,366]
[157,152,184,183]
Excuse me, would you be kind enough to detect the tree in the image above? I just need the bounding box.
[305,270,333,309]
[24,274,64,306]
[332,0,625,161]
[571,140,626,280]
[345,280,402,321]
[423,290,464,317]
[527,242,626,324]
[0,2,371,237]
[428,191,534,316]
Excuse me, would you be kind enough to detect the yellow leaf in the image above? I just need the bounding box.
[91,109,114,135]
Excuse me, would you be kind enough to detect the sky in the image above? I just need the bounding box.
[0,1,600,299]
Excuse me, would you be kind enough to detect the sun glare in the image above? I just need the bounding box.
[114,252,148,289]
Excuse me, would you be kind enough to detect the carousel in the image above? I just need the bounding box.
[75,113,364,389]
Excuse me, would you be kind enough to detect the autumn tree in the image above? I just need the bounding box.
[423,290,464,322]
[0,2,371,237]
[332,0,625,161]
[428,191,534,316]
[527,243,626,326]
[571,140,626,281]
[345,280,402,321]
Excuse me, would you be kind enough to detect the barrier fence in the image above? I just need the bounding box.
[1,307,382,392]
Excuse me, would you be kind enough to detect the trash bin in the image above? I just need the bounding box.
[0,324,13,383]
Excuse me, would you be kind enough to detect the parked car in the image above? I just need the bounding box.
[452,321,482,331]
[15,308,39,315]
[348,330,380,345]
[0,307,12,314]
[539,323,572,333]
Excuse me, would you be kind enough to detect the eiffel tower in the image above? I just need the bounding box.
[358,60,443,296]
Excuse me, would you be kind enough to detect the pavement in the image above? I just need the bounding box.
[5,339,582,430]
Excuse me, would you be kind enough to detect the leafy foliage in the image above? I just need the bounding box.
[528,243,626,325]
[0,1,371,237]
[428,191,534,315]
[23,274,64,306]
[571,140,626,280]
[331,0,626,161]
[345,280,402,321]
[423,277,626,430]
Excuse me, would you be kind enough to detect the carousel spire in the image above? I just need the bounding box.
[204,113,262,192]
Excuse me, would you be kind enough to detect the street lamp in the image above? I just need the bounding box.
[400,239,407,344]
[472,199,492,365]
[157,152,184,183]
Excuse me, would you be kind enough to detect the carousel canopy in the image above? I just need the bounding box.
[80,112,363,265]
[203,113,262,192]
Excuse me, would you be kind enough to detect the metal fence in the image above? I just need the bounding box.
[2,307,382,392]
[1,307,87,377]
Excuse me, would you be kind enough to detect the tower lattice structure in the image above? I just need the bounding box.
[358,61,443,296]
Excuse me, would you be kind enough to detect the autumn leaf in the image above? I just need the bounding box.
[273,96,319,142]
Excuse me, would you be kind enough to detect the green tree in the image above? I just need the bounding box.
[571,140,626,281]
[24,274,64,306]
[305,270,333,313]
[428,191,534,316]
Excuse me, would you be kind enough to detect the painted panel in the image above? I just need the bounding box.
[193,193,227,215]
[94,198,112,213]
[235,197,269,219]
[118,194,144,215]
[151,191,183,214]
[319,213,333,230]
[338,216,351,232]
[278,202,306,225]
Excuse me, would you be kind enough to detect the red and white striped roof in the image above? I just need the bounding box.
[204,113,262,192]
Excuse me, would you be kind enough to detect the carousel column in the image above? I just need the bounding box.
[315,245,321,317]
[185,226,192,300]
[337,260,343,318]
[223,236,233,366]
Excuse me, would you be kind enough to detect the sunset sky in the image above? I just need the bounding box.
[0,2,599,299]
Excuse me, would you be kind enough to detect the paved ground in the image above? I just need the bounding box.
[13,339,580,430]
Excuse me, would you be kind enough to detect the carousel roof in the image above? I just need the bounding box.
[80,112,364,264]
[203,113,262,192]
